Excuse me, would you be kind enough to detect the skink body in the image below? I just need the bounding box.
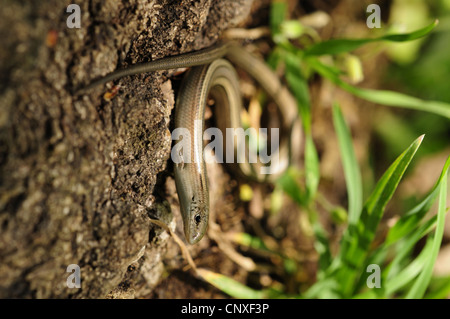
[78,42,301,244]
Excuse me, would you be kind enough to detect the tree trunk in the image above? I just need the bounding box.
[0,0,254,298]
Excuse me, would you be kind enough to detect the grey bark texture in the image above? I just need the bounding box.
[0,0,254,298]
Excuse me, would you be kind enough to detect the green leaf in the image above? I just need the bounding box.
[304,20,438,56]
[313,221,332,278]
[266,47,283,70]
[307,57,450,119]
[424,276,450,299]
[332,103,363,225]
[386,155,450,244]
[357,211,437,296]
[406,161,449,299]
[197,268,265,299]
[231,232,269,252]
[385,215,437,282]
[344,87,450,119]
[197,268,291,299]
[277,167,306,206]
[284,51,312,133]
[363,135,423,227]
[352,289,379,299]
[270,1,287,41]
[336,135,424,297]
[385,237,434,296]
[303,277,340,299]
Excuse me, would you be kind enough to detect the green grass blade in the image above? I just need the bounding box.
[277,167,331,277]
[386,155,450,244]
[284,52,312,133]
[405,163,449,299]
[343,86,450,119]
[355,213,437,296]
[277,167,306,206]
[198,268,292,299]
[307,58,450,119]
[385,215,437,281]
[336,135,424,297]
[270,0,287,42]
[385,237,434,296]
[282,50,319,202]
[363,135,423,226]
[424,276,450,299]
[197,268,265,299]
[303,278,340,299]
[231,232,269,252]
[304,20,438,56]
[332,103,363,225]
[362,157,450,290]
[352,290,379,299]
[313,218,332,278]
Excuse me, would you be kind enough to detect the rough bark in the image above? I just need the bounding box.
[0,0,254,298]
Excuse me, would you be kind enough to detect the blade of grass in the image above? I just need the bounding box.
[277,168,332,278]
[362,157,450,293]
[336,135,424,297]
[354,214,437,295]
[352,289,379,299]
[386,155,450,244]
[281,50,319,202]
[277,167,306,206]
[304,20,438,56]
[197,268,266,299]
[313,220,332,279]
[270,1,287,33]
[424,275,450,299]
[405,162,449,299]
[284,51,312,133]
[231,232,304,278]
[282,51,329,284]
[385,215,437,282]
[307,57,450,119]
[303,277,340,299]
[332,103,363,225]
[345,86,450,119]
[197,268,289,299]
[231,232,270,252]
[385,236,434,296]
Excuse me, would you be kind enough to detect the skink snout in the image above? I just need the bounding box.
[184,200,209,245]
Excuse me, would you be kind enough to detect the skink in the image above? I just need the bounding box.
[78,42,301,244]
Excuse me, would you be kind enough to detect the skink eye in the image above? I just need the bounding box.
[194,214,201,224]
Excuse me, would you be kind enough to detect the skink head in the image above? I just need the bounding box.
[182,197,209,244]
